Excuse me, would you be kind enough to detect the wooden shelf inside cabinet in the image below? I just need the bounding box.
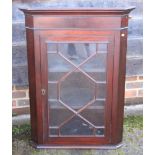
[20,7,135,148]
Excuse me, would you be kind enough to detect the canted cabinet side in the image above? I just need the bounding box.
[26,24,44,144]
[110,15,129,144]
[25,28,38,142]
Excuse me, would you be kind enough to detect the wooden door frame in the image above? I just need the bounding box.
[37,31,115,146]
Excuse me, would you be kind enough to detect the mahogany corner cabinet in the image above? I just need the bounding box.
[20,7,135,149]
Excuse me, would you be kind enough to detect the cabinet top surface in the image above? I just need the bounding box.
[20,7,135,15]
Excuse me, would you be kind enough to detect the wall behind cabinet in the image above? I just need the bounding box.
[12,0,143,115]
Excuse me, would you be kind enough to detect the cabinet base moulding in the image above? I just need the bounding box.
[31,141,123,149]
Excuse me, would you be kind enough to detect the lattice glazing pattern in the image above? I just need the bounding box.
[47,43,108,137]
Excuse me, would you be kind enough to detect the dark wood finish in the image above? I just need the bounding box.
[21,7,135,148]
[25,29,38,143]
[111,29,129,144]
[20,7,135,15]
[39,34,114,146]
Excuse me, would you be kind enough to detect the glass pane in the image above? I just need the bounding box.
[60,116,94,136]
[47,43,57,53]
[49,127,58,136]
[96,83,107,99]
[80,100,105,126]
[47,42,108,137]
[80,53,107,81]
[60,71,95,110]
[48,100,73,127]
[58,43,96,65]
[95,128,105,136]
[48,53,73,81]
[98,43,107,53]
[48,82,57,99]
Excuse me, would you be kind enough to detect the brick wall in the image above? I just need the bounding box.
[12,75,143,115]
[12,0,143,115]
[125,76,143,105]
[12,85,30,114]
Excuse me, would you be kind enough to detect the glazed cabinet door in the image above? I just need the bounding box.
[40,32,114,146]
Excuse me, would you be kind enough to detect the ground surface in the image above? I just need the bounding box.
[12,116,143,155]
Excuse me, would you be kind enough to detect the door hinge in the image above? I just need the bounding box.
[41,89,46,96]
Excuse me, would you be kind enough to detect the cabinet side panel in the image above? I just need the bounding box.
[117,29,128,142]
[26,29,38,142]
[111,29,128,144]
[25,14,34,28]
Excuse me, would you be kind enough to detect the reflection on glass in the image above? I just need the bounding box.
[60,116,94,135]
[60,71,95,109]
[96,128,104,136]
[80,100,105,126]
[47,43,107,137]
